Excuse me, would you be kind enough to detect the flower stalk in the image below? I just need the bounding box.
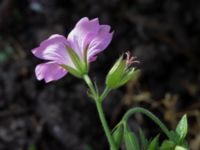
[100,86,111,102]
[83,75,117,150]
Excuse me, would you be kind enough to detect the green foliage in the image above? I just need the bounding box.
[147,135,159,150]
[169,131,182,144]
[175,115,188,142]
[114,110,189,150]
[124,127,140,150]
[167,115,189,149]
[175,146,188,150]
[139,128,148,150]
[82,63,189,150]
[160,140,176,150]
[112,124,123,149]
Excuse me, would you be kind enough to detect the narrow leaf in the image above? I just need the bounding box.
[112,124,123,149]
[124,127,140,150]
[169,131,181,144]
[176,115,188,141]
[139,128,148,150]
[175,146,188,150]
[160,140,175,150]
[147,135,159,150]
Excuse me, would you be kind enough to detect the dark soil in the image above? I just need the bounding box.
[0,0,200,150]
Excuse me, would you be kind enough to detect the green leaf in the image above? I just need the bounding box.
[112,124,123,149]
[160,140,176,150]
[181,141,189,149]
[147,135,159,150]
[175,146,188,150]
[169,131,181,144]
[124,127,140,150]
[176,115,188,141]
[60,64,82,78]
[139,128,148,150]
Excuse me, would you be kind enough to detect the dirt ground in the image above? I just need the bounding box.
[0,0,200,150]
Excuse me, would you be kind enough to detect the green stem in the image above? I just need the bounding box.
[83,75,117,150]
[100,86,111,102]
[83,75,97,98]
[122,107,171,139]
[95,99,117,150]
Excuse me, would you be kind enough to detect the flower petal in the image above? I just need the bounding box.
[67,17,100,58]
[32,34,73,66]
[87,25,113,61]
[35,62,67,83]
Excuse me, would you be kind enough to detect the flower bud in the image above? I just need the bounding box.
[106,52,139,89]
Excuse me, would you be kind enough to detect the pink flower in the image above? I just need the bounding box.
[32,17,113,83]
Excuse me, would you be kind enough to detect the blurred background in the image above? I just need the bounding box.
[0,0,200,150]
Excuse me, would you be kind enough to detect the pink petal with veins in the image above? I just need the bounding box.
[35,61,67,83]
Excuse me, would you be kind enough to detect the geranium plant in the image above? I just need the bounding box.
[32,17,189,150]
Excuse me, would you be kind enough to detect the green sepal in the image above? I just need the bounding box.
[124,126,140,150]
[60,64,82,78]
[176,115,188,142]
[65,45,87,74]
[106,56,126,89]
[118,69,140,88]
[83,45,89,71]
[147,135,159,150]
[112,124,123,149]
[106,55,140,89]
